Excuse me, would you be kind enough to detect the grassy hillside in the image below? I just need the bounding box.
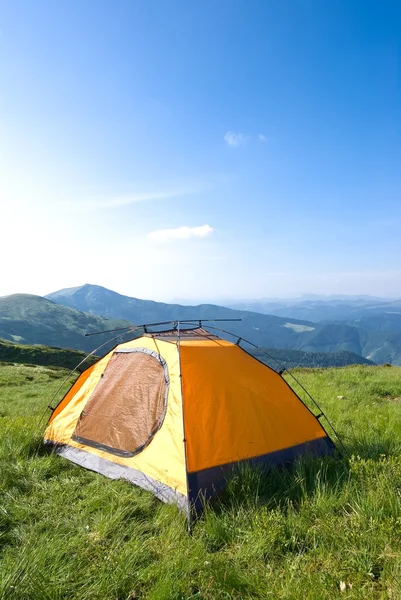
[0,294,130,353]
[0,339,97,372]
[1,363,401,598]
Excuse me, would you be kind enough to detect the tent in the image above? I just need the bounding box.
[44,326,335,522]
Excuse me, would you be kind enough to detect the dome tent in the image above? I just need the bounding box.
[44,324,336,525]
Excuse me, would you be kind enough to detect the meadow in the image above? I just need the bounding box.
[1,361,401,599]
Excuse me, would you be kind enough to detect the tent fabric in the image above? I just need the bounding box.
[72,349,169,457]
[46,335,187,496]
[44,327,336,518]
[179,341,327,473]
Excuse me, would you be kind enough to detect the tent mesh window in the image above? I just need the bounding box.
[72,349,169,457]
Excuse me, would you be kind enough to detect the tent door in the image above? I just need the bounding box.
[72,349,169,458]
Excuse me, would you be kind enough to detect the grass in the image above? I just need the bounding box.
[1,363,401,599]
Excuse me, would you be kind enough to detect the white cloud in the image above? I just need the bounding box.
[224,131,268,146]
[95,190,191,209]
[65,185,203,212]
[147,224,214,243]
[224,131,248,147]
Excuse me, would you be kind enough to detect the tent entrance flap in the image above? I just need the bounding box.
[72,348,169,458]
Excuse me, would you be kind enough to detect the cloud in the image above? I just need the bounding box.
[80,187,200,209]
[224,131,248,147]
[92,189,197,209]
[224,131,268,146]
[60,184,205,212]
[147,224,214,243]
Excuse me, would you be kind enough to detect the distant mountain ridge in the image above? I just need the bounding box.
[229,297,401,325]
[0,286,399,366]
[0,289,375,369]
[45,284,401,365]
[46,284,322,350]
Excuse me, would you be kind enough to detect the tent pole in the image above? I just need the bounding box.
[176,320,193,533]
[85,319,242,337]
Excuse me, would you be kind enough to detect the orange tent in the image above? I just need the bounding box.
[44,327,335,521]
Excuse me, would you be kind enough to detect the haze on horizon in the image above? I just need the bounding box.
[1,1,400,302]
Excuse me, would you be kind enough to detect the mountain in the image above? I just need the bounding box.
[253,348,375,370]
[229,297,401,324]
[0,294,130,353]
[45,284,401,365]
[46,284,325,350]
[348,313,401,333]
[2,289,328,357]
[2,286,399,365]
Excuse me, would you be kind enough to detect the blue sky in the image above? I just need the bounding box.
[1,0,400,301]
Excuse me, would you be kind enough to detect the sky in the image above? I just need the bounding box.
[0,0,400,302]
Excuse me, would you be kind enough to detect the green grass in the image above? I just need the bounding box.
[1,363,401,599]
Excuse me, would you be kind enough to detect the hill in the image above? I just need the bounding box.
[1,362,401,598]
[46,284,401,364]
[0,294,130,353]
[0,339,97,372]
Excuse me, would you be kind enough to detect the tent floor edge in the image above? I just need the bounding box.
[187,436,336,515]
[44,441,188,514]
